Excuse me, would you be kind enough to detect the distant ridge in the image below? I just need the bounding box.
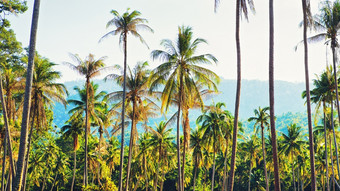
[53,79,310,130]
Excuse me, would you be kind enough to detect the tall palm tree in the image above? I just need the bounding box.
[150,25,219,191]
[22,54,68,191]
[105,61,157,188]
[307,1,340,181]
[279,124,306,191]
[301,0,317,189]
[268,0,281,190]
[100,9,153,191]
[228,0,255,189]
[197,103,228,191]
[61,115,83,191]
[248,106,270,191]
[64,53,106,187]
[14,0,41,190]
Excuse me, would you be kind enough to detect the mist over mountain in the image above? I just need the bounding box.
[53,79,310,134]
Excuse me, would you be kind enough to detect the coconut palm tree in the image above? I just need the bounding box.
[22,54,68,191]
[14,0,41,190]
[227,0,256,189]
[190,128,205,191]
[248,106,270,191]
[279,124,306,191]
[100,9,153,190]
[61,115,83,191]
[268,0,281,190]
[150,25,219,191]
[197,103,229,191]
[64,53,106,187]
[105,61,158,187]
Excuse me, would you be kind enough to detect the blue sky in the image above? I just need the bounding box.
[8,0,327,83]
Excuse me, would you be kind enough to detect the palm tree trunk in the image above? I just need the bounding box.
[182,111,189,191]
[324,101,330,191]
[125,100,137,191]
[118,32,128,191]
[211,146,216,191]
[144,155,148,191]
[228,0,241,189]
[292,156,296,191]
[261,125,269,191]
[203,169,207,191]
[154,147,161,191]
[193,162,198,191]
[71,150,76,191]
[297,167,300,191]
[41,176,46,191]
[13,0,41,190]
[301,1,317,190]
[84,78,90,187]
[133,177,141,191]
[6,168,11,191]
[1,131,6,191]
[269,0,281,190]
[331,39,340,183]
[222,139,229,191]
[0,76,15,181]
[248,161,252,191]
[176,75,183,191]
[22,97,38,191]
[330,134,335,191]
[160,168,165,191]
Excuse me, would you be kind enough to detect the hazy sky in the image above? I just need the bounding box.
[7,0,329,83]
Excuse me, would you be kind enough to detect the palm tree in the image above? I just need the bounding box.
[240,135,260,191]
[248,106,270,191]
[279,124,306,191]
[197,103,228,191]
[148,121,174,190]
[64,53,106,187]
[105,61,157,188]
[307,1,340,181]
[100,9,153,191]
[268,0,281,190]
[14,0,41,190]
[228,0,255,189]
[61,115,83,191]
[150,25,219,191]
[190,128,205,191]
[22,54,68,191]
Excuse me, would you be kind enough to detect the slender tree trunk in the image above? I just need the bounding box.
[331,39,340,182]
[1,131,6,191]
[84,78,90,187]
[126,99,137,191]
[22,97,38,191]
[203,169,206,191]
[13,0,41,190]
[193,162,198,191]
[228,0,241,189]
[160,168,165,191]
[211,146,216,191]
[182,110,189,191]
[297,167,300,191]
[41,176,46,191]
[222,139,229,191]
[176,75,183,191]
[302,1,317,190]
[269,0,281,190]
[132,177,141,191]
[6,168,11,191]
[154,146,161,191]
[324,101,330,191]
[261,125,269,191]
[330,134,335,191]
[248,161,252,191]
[0,76,15,181]
[71,150,76,191]
[118,32,128,191]
[144,155,148,191]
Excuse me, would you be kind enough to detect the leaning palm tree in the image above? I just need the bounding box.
[13,0,41,190]
[248,106,270,191]
[100,9,153,191]
[150,25,219,191]
[64,53,106,187]
[227,0,256,189]
[61,115,83,191]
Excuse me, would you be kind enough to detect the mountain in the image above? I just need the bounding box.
[52,79,311,134]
